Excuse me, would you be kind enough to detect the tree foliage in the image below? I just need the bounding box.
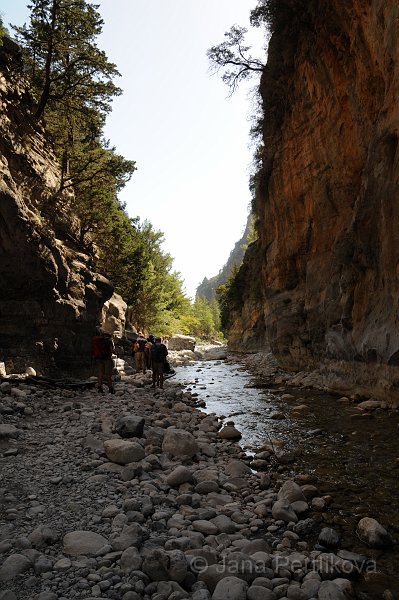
[207,25,264,95]
[10,0,212,338]
[13,0,121,120]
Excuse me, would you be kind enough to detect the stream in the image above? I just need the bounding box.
[174,359,399,598]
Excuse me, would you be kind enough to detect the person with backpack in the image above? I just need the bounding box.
[91,330,115,394]
[134,332,147,374]
[151,337,168,389]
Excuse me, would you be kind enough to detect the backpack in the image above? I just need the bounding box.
[151,342,166,363]
[92,334,113,359]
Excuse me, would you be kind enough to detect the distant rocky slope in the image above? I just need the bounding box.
[0,39,113,375]
[227,1,399,402]
[196,214,253,301]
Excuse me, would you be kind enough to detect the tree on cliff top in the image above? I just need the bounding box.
[12,0,120,121]
[207,25,264,95]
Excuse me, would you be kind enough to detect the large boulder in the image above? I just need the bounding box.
[115,415,145,439]
[102,292,127,338]
[0,554,32,581]
[168,335,196,351]
[166,465,194,487]
[63,530,108,556]
[218,425,242,440]
[212,576,248,600]
[142,549,187,583]
[162,427,198,458]
[272,499,298,523]
[278,480,306,503]
[104,439,145,464]
[356,517,392,548]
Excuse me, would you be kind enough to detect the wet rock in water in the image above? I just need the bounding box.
[357,400,382,410]
[312,496,327,510]
[115,415,145,438]
[336,549,368,568]
[301,484,319,498]
[103,439,145,464]
[212,576,248,600]
[0,553,32,581]
[356,517,392,548]
[63,530,108,556]
[249,459,269,471]
[318,527,340,548]
[162,427,199,458]
[218,425,242,440]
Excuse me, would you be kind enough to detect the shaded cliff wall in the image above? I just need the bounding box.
[0,40,113,375]
[229,1,399,401]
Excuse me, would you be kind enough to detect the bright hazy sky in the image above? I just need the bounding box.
[1,1,267,298]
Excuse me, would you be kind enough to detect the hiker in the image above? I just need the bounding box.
[145,336,153,370]
[91,330,115,394]
[151,337,168,389]
[134,332,147,374]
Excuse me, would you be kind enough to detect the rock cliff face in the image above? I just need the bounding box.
[229,1,399,402]
[0,41,113,375]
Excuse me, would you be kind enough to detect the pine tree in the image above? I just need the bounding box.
[13,0,121,120]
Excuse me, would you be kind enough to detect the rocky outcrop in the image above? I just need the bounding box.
[101,293,127,339]
[228,1,399,402]
[0,40,113,375]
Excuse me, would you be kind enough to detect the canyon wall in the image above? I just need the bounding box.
[229,1,399,402]
[0,40,113,375]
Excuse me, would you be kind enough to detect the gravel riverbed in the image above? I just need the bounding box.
[0,362,394,600]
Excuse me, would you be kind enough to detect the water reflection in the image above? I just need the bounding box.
[174,360,399,588]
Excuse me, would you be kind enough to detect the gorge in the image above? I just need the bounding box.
[226,0,399,404]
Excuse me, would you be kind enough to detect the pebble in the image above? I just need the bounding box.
[0,369,380,599]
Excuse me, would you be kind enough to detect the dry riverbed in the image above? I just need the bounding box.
[0,362,395,600]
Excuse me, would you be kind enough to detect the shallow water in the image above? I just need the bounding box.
[174,360,399,597]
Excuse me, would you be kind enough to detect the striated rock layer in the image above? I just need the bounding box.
[228,1,399,402]
[0,41,113,375]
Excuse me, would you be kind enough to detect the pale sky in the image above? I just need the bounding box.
[1,1,267,298]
